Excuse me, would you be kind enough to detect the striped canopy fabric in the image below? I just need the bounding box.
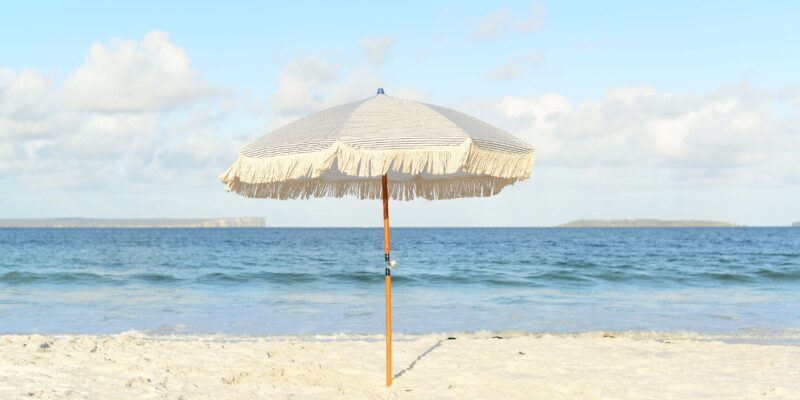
[219,90,535,200]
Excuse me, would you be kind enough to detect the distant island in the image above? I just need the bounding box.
[0,218,265,228]
[793,221,800,227]
[559,219,738,228]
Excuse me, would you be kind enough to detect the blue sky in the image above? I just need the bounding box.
[1,1,799,226]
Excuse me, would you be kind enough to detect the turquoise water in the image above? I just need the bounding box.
[0,228,798,335]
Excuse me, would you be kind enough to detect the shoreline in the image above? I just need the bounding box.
[4,329,800,344]
[3,331,798,399]
[6,328,800,344]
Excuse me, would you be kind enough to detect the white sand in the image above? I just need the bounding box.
[1,332,798,399]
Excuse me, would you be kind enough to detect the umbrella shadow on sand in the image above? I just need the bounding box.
[393,337,454,380]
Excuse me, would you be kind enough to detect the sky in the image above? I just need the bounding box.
[1,1,799,226]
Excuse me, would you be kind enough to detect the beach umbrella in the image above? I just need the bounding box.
[219,88,535,386]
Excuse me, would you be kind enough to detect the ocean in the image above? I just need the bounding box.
[1,227,798,336]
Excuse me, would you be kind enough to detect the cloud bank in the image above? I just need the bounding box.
[492,83,800,187]
[0,32,230,189]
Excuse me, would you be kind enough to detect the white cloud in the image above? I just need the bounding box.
[472,9,510,40]
[0,31,230,190]
[361,36,395,66]
[64,113,159,159]
[486,60,522,81]
[61,31,216,112]
[270,56,339,119]
[159,132,222,169]
[268,53,429,128]
[515,1,544,33]
[0,69,62,141]
[486,52,544,81]
[782,85,800,108]
[492,83,799,187]
[472,2,544,40]
[0,69,52,120]
[526,51,545,67]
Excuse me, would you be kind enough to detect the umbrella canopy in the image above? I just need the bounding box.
[219,89,535,387]
[219,89,535,200]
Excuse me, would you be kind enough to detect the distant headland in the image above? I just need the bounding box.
[793,221,800,227]
[0,218,265,228]
[559,219,739,228]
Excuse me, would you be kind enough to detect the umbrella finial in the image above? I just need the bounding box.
[377,88,385,95]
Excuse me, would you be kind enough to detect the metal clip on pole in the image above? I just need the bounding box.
[385,255,396,275]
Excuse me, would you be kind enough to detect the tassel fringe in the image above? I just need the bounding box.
[219,140,535,200]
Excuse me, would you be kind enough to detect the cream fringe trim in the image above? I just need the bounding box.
[219,140,535,200]
[225,176,524,201]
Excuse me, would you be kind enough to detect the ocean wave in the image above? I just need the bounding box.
[5,267,799,288]
[197,271,317,284]
[755,269,800,281]
[0,271,119,285]
[131,273,183,283]
[694,272,753,283]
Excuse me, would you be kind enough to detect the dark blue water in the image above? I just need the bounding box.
[0,228,798,335]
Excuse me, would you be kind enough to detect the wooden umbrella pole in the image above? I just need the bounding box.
[381,174,392,387]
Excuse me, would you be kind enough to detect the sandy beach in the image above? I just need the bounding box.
[1,331,797,399]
